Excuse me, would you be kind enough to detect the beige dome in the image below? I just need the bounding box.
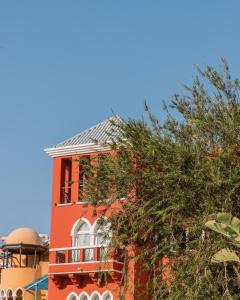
[5,227,43,246]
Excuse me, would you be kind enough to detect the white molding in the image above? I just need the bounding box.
[102,291,113,300]
[14,287,24,296]
[64,291,113,300]
[50,245,103,251]
[49,259,124,266]
[92,217,107,233]
[57,203,73,207]
[0,290,6,298]
[6,289,13,297]
[71,217,92,237]
[48,268,122,275]
[67,292,78,300]
[90,291,101,300]
[79,292,90,300]
[44,143,111,158]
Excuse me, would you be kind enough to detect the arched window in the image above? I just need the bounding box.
[93,219,111,260]
[71,218,112,262]
[74,219,91,246]
[90,292,101,300]
[0,290,5,300]
[6,290,13,300]
[93,221,111,246]
[72,218,93,261]
[102,291,113,300]
[15,289,23,300]
[67,292,78,300]
[79,292,89,300]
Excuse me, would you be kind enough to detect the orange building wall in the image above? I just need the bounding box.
[0,255,48,300]
[48,153,150,300]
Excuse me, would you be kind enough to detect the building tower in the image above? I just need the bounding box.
[45,116,142,300]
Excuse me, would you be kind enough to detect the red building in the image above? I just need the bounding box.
[45,116,143,300]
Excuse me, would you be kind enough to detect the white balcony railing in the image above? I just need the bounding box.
[51,245,109,264]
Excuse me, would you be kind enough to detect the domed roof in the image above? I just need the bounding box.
[5,227,43,246]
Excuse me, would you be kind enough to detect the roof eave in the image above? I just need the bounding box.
[44,142,112,158]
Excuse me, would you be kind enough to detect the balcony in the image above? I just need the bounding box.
[49,245,123,280]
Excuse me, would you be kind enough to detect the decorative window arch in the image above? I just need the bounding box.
[92,218,112,247]
[102,291,113,300]
[71,217,112,262]
[79,292,89,300]
[66,292,78,300]
[15,288,23,300]
[71,218,92,261]
[0,290,6,300]
[92,218,111,260]
[6,289,13,300]
[73,219,91,246]
[90,291,101,300]
[71,217,92,237]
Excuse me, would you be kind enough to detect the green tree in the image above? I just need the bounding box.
[83,59,240,299]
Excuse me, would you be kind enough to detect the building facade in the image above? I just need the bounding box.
[45,117,144,300]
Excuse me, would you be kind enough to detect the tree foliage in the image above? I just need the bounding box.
[82,59,240,299]
[205,212,240,264]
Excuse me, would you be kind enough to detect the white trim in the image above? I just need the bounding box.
[67,292,78,300]
[71,217,92,237]
[14,287,24,296]
[102,291,113,300]
[92,218,112,247]
[92,217,107,233]
[64,291,114,300]
[49,259,124,266]
[57,203,73,207]
[50,245,106,251]
[49,268,122,275]
[44,143,111,158]
[79,292,90,300]
[6,289,13,297]
[90,291,101,300]
[0,290,6,298]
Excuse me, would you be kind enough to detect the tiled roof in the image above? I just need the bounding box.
[54,115,123,148]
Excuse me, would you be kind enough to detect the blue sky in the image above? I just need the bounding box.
[0,1,240,235]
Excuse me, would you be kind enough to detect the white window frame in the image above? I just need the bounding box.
[66,292,78,300]
[71,218,93,261]
[102,291,113,300]
[71,217,111,248]
[79,292,90,300]
[66,291,113,300]
[92,218,112,247]
[14,287,24,300]
[90,291,101,300]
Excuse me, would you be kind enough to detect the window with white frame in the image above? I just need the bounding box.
[71,218,112,262]
[102,291,113,300]
[6,289,13,300]
[72,218,93,262]
[93,220,111,260]
[67,291,113,300]
[67,292,78,300]
[90,292,101,300]
[0,290,5,300]
[79,292,89,300]
[15,289,23,300]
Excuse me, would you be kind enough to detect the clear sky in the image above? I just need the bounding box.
[0,1,240,236]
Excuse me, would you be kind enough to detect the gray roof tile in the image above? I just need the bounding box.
[54,115,123,148]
